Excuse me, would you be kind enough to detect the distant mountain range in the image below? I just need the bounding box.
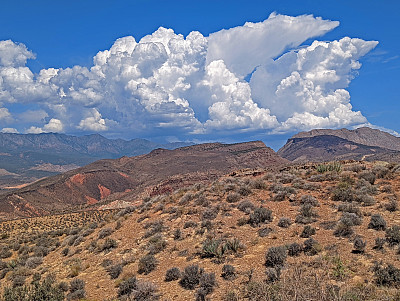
[278,127,400,162]
[0,141,288,219]
[2,126,400,219]
[0,133,191,187]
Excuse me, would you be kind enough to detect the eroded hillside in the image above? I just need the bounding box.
[0,161,399,300]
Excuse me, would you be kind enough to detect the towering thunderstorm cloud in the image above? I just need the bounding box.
[0,13,378,140]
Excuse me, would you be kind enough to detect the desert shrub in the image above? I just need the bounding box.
[25,257,43,269]
[303,238,320,256]
[67,279,85,300]
[98,227,113,239]
[81,228,94,237]
[334,221,354,237]
[146,234,167,255]
[251,178,267,189]
[64,235,78,247]
[381,184,393,193]
[345,163,366,173]
[221,265,236,280]
[67,259,82,278]
[143,221,165,238]
[0,246,12,259]
[368,214,387,231]
[18,245,29,256]
[300,195,319,207]
[0,260,8,270]
[300,225,316,238]
[12,275,26,287]
[308,174,329,182]
[197,272,217,297]
[386,225,400,246]
[183,221,198,229]
[165,267,180,282]
[179,192,195,205]
[277,217,292,228]
[72,236,85,247]
[385,197,398,212]
[355,179,378,195]
[226,192,241,203]
[173,229,182,240]
[340,212,362,227]
[238,185,252,196]
[11,242,20,252]
[316,162,342,173]
[270,185,296,202]
[276,172,297,184]
[237,200,256,214]
[248,207,273,227]
[202,207,219,220]
[332,182,354,203]
[194,195,210,208]
[272,191,288,202]
[131,280,159,301]
[2,277,65,301]
[115,220,123,230]
[179,265,202,290]
[69,228,81,236]
[99,238,117,252]
[201,238,225,259]
[225,238,245,254]
[107,263,123,279]
[265,246,287,269]
[372,165,389,179]
[374,238,386,250]
[374,263,400,286]
[258,227,273,238]
[358,171,376,185]
[295,204,317,224]
[32,246,49,257]
[265,267,282,282]
[101,259,113,268]
[338,202,362,217]
[353,236,366,254]
[356,194,376,207]
[138,254,157,275]
[270,183,296,194]
[293,181,320,191]
[201,220,213,232]
[118,276,137,297]
[287,242,303,257]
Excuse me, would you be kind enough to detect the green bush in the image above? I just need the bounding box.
[316,162,342,173]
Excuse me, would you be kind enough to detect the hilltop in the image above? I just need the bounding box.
[0,141,287,219]
[279,127,400,163]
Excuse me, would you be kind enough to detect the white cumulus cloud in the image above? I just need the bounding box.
[207,13,339,78]
[250,37,377,132]
[1,127,18,134]
[0,13,379,140]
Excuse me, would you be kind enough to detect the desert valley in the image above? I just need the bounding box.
[0,128,399,300]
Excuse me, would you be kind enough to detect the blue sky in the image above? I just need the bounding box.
[0,0,399,149]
